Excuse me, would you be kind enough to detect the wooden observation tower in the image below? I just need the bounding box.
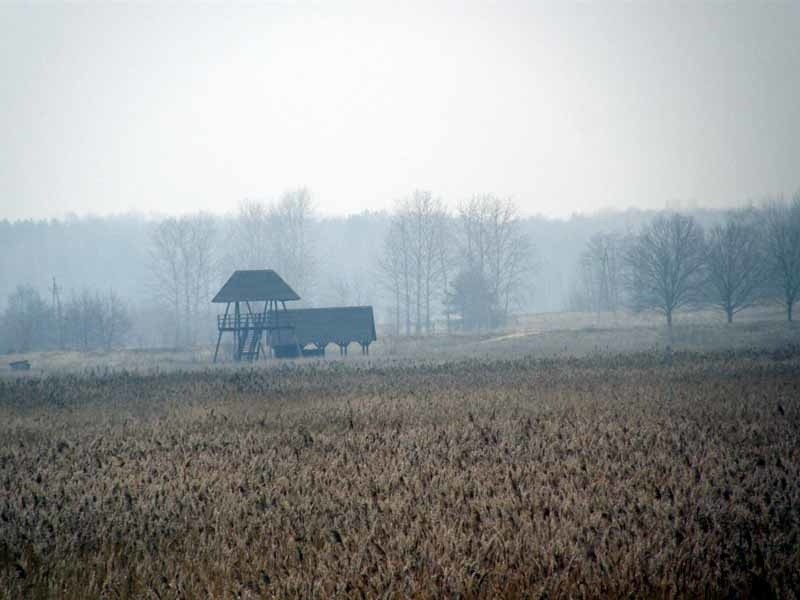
[212,270,301,362]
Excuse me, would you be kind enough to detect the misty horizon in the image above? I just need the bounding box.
[2,193,779,225]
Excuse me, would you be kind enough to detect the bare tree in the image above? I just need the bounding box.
[1,285,51,352]
[229,200,272,269]
[705,210,765,323]
[150,214,217,346]
[328,271,372,308]
[456,195,535,328]
[64,289,101,351]
[377,214,411,336]
[98,290,132,350]
[437,216,457,332]
[62,288,131,351]
[762,195,800,321]
[228,190,316,300]
[378,192,448,335]
[414,192,449,333]
[185,215,218,343]
[268,188,316,300]
[579,232,625,314]
[625,213,705,331]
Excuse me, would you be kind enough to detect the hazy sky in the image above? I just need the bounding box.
[1,1,799,220]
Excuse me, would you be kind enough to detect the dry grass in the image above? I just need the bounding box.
[3,306,798,376]
[1,348,799,598]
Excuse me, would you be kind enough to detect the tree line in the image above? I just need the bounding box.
[2,190,799,354]
[147,188,316,348]
[574,194,800,328]
[1,284,132,353]
[378,192,536,334]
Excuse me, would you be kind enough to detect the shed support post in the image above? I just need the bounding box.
[258,300,269,360]
[213,330,223,363]
[213,302,231,364]
[234,301,241,361]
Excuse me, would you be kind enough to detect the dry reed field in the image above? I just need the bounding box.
[1,347,799,598]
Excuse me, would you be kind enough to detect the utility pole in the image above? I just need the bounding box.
[50,276,63,349]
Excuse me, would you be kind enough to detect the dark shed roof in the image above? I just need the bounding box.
[212,270,300,303]
[269,306,377,346]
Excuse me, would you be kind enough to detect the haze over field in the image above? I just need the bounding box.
[3,4,800,598]
[2,0,799,221]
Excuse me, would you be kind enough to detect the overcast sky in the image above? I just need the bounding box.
[1,1,798,220]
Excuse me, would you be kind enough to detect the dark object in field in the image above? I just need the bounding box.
[9,360,30,371]
[273,344,300,359]
[212,269,376,362]
[301,346,325,358]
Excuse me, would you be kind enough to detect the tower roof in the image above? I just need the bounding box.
[212,270,300,303]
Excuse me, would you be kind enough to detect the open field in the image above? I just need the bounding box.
[2,306,798,376]
[1,344,800,598]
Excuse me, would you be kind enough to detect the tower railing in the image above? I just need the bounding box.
[217,313,266,331]
[217,313,298,331]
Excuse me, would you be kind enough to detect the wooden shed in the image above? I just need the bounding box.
[268,307,377,355]
[212,270,377,361]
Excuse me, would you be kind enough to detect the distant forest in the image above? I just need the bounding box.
[1,194,795,352]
